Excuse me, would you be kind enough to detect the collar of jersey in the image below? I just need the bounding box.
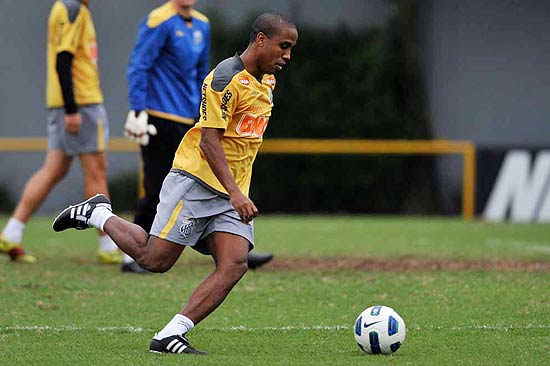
[234,53,267,87]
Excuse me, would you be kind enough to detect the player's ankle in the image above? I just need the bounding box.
[89,207,115,231]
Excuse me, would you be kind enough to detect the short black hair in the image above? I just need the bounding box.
[249,13,296,43]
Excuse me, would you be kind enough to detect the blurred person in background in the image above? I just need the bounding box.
[53,12,298,353]
[123,0,273,273]
[0,0,122,264]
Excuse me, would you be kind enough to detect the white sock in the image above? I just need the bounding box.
[88,207,115,231]
[98,234,118,252]
[2,217,25,243]
[122,253,134,264]
[155,314,195,339]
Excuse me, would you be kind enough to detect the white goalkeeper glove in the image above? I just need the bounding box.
[124,110,157,146]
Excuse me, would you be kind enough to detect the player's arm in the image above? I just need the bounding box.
[56,52,76,115]
[56,52,80,134]
[199,128,258,223]
[127,17,169,114]
[124,17,168,144]
[199,66,257,222]
[52,1,82,133]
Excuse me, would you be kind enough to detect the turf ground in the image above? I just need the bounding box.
[0,215,549,365]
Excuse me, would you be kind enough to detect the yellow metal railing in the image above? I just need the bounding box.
[0,137,476,219]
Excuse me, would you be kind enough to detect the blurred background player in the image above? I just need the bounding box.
[53,12,298,353]
[123,0,273,273]
[0,0,121,264]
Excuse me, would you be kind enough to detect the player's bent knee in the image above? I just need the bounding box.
[137,236,183,273]
[138,257,173,273]
[136,252,175,273]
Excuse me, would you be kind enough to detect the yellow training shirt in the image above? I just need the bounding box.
[46,0,103,108]
[173,54,276,196]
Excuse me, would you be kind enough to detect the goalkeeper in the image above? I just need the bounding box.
[123,0,273,273]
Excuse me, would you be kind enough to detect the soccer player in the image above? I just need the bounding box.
[0,0,122,264]
[122,0,273,273]
[53,12,298,354]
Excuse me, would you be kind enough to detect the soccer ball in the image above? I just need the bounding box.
[354,305,406,354]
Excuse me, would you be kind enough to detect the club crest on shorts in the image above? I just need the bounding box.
[179,219,195,238]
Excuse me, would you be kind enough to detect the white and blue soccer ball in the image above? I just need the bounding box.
[354,305,406,354]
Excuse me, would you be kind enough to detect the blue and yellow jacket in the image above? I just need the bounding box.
[127,2,210,124]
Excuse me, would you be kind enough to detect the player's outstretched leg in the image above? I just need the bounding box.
[52,194,182,275]
[52,194,111,231]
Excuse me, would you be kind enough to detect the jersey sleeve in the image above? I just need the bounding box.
[127,17,169,112]
[50,2,83,55]
[200,79,237,130]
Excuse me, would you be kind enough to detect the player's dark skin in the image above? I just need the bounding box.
[102,23,298,324]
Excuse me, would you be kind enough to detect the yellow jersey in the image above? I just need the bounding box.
[46,0,103,108]
[173,54,276,196]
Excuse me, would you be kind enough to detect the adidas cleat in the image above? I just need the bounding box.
[247,252,274,270]
[8,246,38,263]
[149,334,206,355]
[0,236,37,263]
[0,235,16,253]
[98,249,124,264]
[52,194,111,232]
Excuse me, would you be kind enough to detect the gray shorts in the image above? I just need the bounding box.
[47,104,109,156]
[150,172,254,255]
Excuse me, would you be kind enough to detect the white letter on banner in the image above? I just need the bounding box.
[483,150,550,222]
[536,182,550,223]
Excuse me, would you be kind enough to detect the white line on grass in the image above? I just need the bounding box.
[1,325,151,333]
[2,324,549,333]
[485,238,550,254]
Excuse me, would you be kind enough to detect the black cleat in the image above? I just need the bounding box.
[149,334,206,355]
[52,194,111,232]
[247,252,274,270]
[121,260,151,274]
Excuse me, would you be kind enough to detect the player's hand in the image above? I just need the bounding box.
[124,110,157,146]
[64,113,82,134]
[230,191,258,224]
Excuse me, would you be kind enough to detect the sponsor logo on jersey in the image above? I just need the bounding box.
[175,30,184,37]
[236,113,269,138]
[200,83,208,121]
[89,41,98,64]
[248,105,265,115]
[239,76,250,85]
[264,76,276,86]
[220,89,233,120]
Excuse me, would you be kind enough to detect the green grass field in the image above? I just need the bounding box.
[1,215,549,365]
